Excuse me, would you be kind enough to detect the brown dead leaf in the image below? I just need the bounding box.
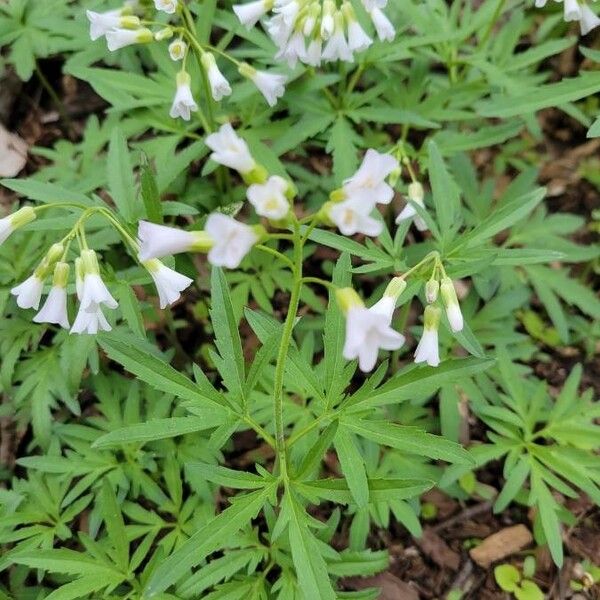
[469,524,533,568]
[415,528,460,571]
[344,572,420,600]
[0,124,27,177]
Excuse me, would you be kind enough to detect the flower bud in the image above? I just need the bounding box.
[52,262,70,288]
[408,181,424,202]
[155,27,174,41]
[336,287,364,314]
[383,277,407,301]
[425,279,439,304]
[440,277,463,332]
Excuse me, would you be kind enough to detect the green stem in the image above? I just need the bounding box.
[480,0,507,47]
[255,245,295,270]
[300,276,336,292]
[272,222,304,480]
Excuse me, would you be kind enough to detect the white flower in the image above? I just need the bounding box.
[267,13,294,48]
[343,149,399,205]
[440,277,464,333]
[71,303,112,335]
[205,213,258,269]
[338,288,405,372]
[234,0,272,28]
[304,38,323,66]
[168,39,187,61]
[362,0,387,9]
[87,9,122,41]
[347,20,373,53]
[320,0,336,39]
[563,0,582,20]
[535,0,547,7]
[201,53,232,101]
[395,182,428,231]
[105,28,153,51]
[370,7,395,41]
[169,72,198,121]
[138,220,212,262]
[240,64,287,107]
[327,196,382,237]
[205,123,256,173]
[0,206,36,246]
[414,306,441,367]
[144,259,193,309]
[580,3,600,33]
[11,275,44,310]
[33,262,70,329]
[276,31,306,67]
[322,13,353,62]
[274,0,301,26]
[247,176,290,219]
[155,0,178,14]
[78,250,118,312]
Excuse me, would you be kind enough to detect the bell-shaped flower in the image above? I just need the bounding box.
[414,305,441,367]
[343,2,372,53]
[78,250,118,312]
[276,31,307,67]
[370,7,395,41]
[138,220,213,262]
[425,279,439,304]
[247,176,290,220]
[205,122,257,174]
[563,0,582,21]
[304,37,323,66]
[86,10,141,41]
[320,0,336,39]
[273,0,301,27]
[343,149,399,205]
[327,196,382,237]
[201,53,232,101]
[337,287,405,372]
[169,71,198,121]
[33,262,70,329]
[580,3,600,33]
[11,275,45,310]
[234,0,273,28]
[239,63,287,107]
[144,259,194,309]
[322,12,353,62]
[155,0,178,14]
[267,13,295,48]
[70,258,111,335]
[361,0,387,9]
[205,213,259,269]
[0,206,36,246]
[168,39,187,61]
[440,277,464,333]
[395,182,428,231]
[105,27,153,51]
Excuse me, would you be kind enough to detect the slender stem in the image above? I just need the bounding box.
[242,415,276,449]
[480,0,507,48]
[272,222,304,480]
[300,276,336,292]
[255,245,295,270]
[35,62,72,135]
[287,411,333,449]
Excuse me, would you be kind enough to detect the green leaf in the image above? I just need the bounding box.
[140,154,163,223]
[12,549,121,577]
[100,479,129,569]
[328,117,359,185]
[334,427,369,508]
[326,550,389,577]
[44,574,124,600]
[494,456,530,513]
[514,580,544,600]
[342,419,472,464]
[0,179,95,207]
[143,486,275,597]
[210,268,245,400]
[115,282,145,339]
[186,463,270,489]
[531,472,563,567]
[107,127,136,222]
[93,415,226,448]
[494,564,520,592]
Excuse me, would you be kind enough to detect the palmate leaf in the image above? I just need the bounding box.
[143,484,276,597]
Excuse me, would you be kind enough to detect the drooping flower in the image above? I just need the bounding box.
[238,63,287,107]
[337,287,405,372]
[168,39,187,61]
[86,9,140,41]
[276,30,307,67]
[370,7,395,41]
[205,123,257,174]
[143,259,194,309]
[70,258,112,335]
[322,12,353,62]
[580,3,600,33]
[425,279,440,304]
[343,149,399,205]
[0,206,36,246]
[33,262,70,329]
[11,275,45,310]
[205,213,260,269]
[414,305,441,367]
[320,0,336,39]
[169,71,198,121]
[247,176,290,220]
[78,250,118,312]
[343,3,372,53]
[201,53,232,101]
[105,28,153,51]
[154,0,178,14]
[326,196,382,237]
[395,182,428,231]
[440,277,464,333]
[234,0,273,28]
[361,0,388,10]
[138,220,213,262]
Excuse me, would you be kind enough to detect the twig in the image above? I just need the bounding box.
[432,500,493,533]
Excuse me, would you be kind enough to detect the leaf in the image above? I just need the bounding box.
[140,154,163,223]
[44,574,123,600]
[334,427,369,507]
[12,549,121,577]
[143,485,275,597]
[210,268,245,400]
[327,117,359,185]
[0,179,94,207]
[342,419,472,464]
[186,463,270,489]
[107,127,136,222]
[494,456,530,513]
[93,415,226,448]
[478,71,600,117]
[494,564,520,592]
[98,335,223,410]
[531,471,563,567]
[286,493,337,600]
[115,282,145,339]
[100,479,128,569]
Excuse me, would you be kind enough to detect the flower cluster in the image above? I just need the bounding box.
[86,0,288,117]
[535,0,600,34]
[234,0,395,66]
